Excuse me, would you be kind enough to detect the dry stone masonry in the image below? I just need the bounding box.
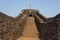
[0,9,60,40]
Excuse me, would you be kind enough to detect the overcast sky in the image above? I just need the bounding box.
[0,0,60,18]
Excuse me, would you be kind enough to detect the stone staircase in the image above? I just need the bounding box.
[17,17,40,40]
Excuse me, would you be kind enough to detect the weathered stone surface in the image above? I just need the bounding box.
[18,17,40,40]
[0,9,60,40]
